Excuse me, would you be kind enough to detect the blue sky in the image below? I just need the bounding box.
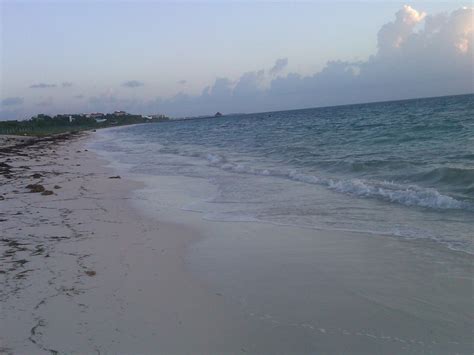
[1,1,472,118]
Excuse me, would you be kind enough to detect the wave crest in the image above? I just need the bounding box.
[202,153,471,211]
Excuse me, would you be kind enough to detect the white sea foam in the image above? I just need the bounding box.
[90,133,473,254]
[201,153,470,211]
[206,153,226,165]
[325,179,465,210]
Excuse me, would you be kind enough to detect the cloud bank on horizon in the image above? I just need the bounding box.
[29,83,57,89]
[122,80,145,88]
[1,5,473,119]
[148,5,472,117]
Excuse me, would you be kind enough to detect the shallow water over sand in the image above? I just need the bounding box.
[92,94,474,253]
[90,95,474,352]
[113,171,474,354]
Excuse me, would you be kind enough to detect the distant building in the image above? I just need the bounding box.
[89,112,105,119]
[113,111,128,116]
[55,114,74,122]
[151,114,167,119]
[95,118,107,123]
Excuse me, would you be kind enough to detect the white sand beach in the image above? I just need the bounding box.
[1,132,472,354]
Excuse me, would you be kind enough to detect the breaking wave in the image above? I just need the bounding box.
[202,153,472,211]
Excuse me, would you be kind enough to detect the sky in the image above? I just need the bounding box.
[0,0,472,119]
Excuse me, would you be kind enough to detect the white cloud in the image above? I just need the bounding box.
[269,58,288,76]
[122,80,145,88]
[29,83,56,89]
[378,5,426,54]
[1,97,24,106]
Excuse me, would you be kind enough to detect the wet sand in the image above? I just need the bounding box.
[128,172,474,354]
[1,132,472,354]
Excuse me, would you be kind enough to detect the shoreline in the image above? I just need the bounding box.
[117,168,474,353]
[92,130,474,353]
[0,133,257,353]
[1,132,472,354]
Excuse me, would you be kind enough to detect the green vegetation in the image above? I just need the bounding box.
[0,113,169,136]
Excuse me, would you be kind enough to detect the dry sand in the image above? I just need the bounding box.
[1,132,472,354]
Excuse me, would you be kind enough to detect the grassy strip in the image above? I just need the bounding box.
[0,125,98,137]
[0,113,170,137]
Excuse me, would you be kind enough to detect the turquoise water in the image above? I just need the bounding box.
[94,94,474,253]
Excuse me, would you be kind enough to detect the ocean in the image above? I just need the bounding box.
[92,94,474,254]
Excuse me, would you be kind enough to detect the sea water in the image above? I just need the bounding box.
[92,94,474,253]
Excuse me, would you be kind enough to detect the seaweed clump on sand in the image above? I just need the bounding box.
[0,162,12,169]
[0,162,13,178]
[26,184,45,193]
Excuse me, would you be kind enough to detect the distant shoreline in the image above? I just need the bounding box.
[0,112,169,137]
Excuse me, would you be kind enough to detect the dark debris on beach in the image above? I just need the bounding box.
[0,132,87,301]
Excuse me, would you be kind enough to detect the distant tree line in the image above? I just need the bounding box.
[0,112,169,136]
